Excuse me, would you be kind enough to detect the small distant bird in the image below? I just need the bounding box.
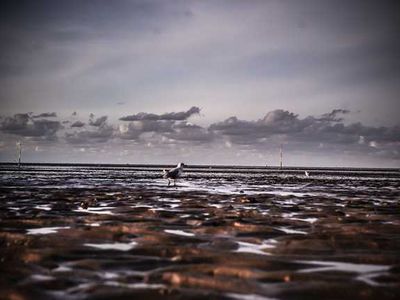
[163,162,185,186]
[304,171,310,177]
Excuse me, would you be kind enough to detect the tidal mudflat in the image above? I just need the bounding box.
[0,165,399,299]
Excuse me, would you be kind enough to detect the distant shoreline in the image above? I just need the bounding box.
[0,161,398,172]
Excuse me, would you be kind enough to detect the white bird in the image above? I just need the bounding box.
[304,171,310,177]
[163,162,185,186]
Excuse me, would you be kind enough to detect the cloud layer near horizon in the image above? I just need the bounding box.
[0,107,399,167]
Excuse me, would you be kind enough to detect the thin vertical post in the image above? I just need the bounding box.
[17,141,22,169]
[279,144,283,170]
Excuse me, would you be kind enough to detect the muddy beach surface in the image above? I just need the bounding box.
[1,165,399,300]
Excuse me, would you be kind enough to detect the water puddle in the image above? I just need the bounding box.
[9,207,21,211]
[84,241,137,251]
[209,203,223,208]
[235,239,277,255]
[31,274,55,281]
[34,204,51,211]
[276,227,307,235]
[87,223,101,227]
[289,217,318,224]
[74,207,115,215]
[164,229,195,237]
[52,265,73,273]
[105,281,166,289]
[27,226,70,235]
[297,260,390,274]
[227,292,278,300]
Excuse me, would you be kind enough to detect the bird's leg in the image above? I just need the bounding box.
[174,179,176,186]
[167,179,170,186]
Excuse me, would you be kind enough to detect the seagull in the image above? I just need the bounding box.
[163,162,185,186]
[304,171,310,177]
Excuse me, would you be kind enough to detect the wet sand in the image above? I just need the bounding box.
[1,165,399,299]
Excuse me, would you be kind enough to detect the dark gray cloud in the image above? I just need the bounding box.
[64,114,112,143]
[119,106,200,121]
[209,110,307,143]
[210,109,400,159]
[0,113,30,131]
[318,109,350,122]
[118,120,175,140]
[260,110,304,133]
[2,109,398,157]
[166,122,214,143]
[118,107,210,143]
[89,116,107,127]
[1,107,399,165]
[32,112,57,118]
[71,121,85,128]
[0,113,62,140]
[118,119,214,147]
[65,124,113,144]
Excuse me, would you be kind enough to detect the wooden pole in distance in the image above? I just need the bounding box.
[17,141,22,169]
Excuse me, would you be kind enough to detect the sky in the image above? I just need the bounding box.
[0,0,399,167]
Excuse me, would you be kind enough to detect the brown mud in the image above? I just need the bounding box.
[0,165,399,299]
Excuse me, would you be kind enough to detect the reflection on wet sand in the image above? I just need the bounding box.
[85,241,137,251]
[0,165,399,299]
[26,226,70,235]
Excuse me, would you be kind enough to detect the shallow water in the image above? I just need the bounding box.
[0,164,399,299]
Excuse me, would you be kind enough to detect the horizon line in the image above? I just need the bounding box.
[0,161,399,171]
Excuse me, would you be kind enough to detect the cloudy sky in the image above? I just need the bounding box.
[0,0,399,167]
